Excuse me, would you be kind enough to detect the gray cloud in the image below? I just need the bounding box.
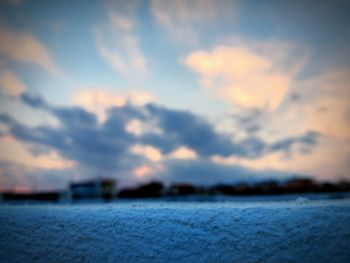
[0,92,320,188]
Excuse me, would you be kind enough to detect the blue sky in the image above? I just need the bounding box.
[0,0,349,191]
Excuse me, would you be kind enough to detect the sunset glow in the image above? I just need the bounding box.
[0,0,349,191]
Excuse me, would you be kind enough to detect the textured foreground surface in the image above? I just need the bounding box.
[1,200,350,263]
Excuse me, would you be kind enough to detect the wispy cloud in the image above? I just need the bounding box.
[0,28,61,76]
[94,1,147,79]
[151,0,236,45]
[285,68,350,139]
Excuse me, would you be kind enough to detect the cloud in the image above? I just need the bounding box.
[168,146,197,160]
[73,89,155,122]
[142,103,318,159]
[0,70,26,96]
[128,90,155,106]
[0,28,60,75]
[0,92,320,189]
[130,144,197,162]
[130,144,163,162]
[143,103,237,156]
[0,160,76,191]
[209,65,350,180]
[20,92,49,109]
[16,93,318,161]
[268,131,319,153]
[287,68,350,139]
[239,67,350,146]
[185,44,303,111]
[73,89,126,122]
[150,0,236,44]
[0,161,36,192]
[232,108,262,135]
[5,96,143,172]
[133,165,152,178]
[0,135,75,170]
[211,135,350,181]
[94,1,147,79]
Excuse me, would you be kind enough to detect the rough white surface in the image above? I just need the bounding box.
[0,200,350,263]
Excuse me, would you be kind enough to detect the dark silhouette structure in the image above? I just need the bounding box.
[1,178,349,202]
[1,192,63,202]
[70,179,116,201]
[118,181,163,198]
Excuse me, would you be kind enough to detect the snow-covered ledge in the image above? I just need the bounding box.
[1,200,350,263]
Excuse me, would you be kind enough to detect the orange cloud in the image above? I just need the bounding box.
[0,70,26,96]
[128,90,155,106]
[130,144,163,162]
[185,45,296,111]
[0,136,75,169]
[293,69,350,139]
[212,63,350,180]
[0,28,60,75]
[133,163,166,179]
[168,146,197,159]
[130,144,198,162]
[211,136,350,181]
[73,89,155,122]
[133,165,152,178]
[73,89,126,122]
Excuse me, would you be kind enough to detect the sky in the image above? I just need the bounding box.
[0,0,349,191]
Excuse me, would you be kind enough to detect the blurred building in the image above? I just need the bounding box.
[118,181,163,198]
[167,183,197,196]
[70,179,116,201]
[1,192,65,202]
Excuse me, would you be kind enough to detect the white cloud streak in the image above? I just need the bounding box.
[94,1,147,79]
